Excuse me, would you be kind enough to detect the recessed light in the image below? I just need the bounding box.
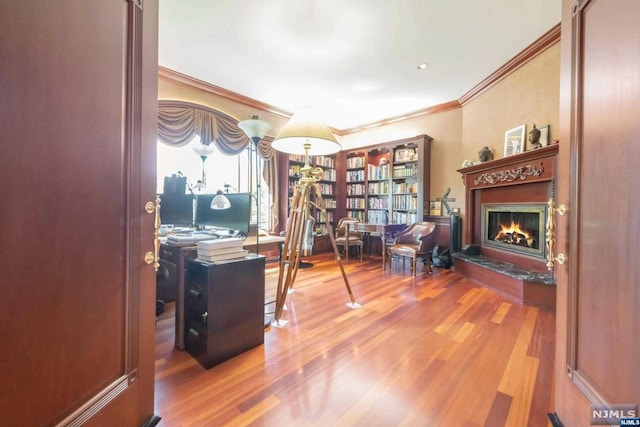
[417,63,428,70]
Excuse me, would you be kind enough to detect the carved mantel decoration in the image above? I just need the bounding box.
[473,162,545,186]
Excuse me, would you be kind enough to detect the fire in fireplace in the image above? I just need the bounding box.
[482,203,547,258]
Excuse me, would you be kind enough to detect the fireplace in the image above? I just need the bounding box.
[482,203,547,259]
[456,146,558,307]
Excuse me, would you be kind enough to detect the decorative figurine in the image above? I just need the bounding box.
[529,123,542,150]
[478,146,493,162]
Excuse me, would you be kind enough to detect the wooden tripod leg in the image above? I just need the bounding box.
[274,185,301,321]
[274,184,308,322]
[313,184,357,305]
[287,185,308,291]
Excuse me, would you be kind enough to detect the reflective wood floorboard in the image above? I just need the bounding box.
[154,253,555,426]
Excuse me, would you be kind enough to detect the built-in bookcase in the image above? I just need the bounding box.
[345,152,366,222]
[337,135,431,225]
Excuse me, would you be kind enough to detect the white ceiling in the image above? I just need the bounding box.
[159,0,561,130]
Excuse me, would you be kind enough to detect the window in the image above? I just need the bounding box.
[157,137,271,229]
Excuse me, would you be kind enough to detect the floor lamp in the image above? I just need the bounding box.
[192,140,217,190]
[239,116,273,329]
[270,107,359,327]
[238,115,273,255]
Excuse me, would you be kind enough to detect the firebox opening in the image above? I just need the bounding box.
[482,204,547,259]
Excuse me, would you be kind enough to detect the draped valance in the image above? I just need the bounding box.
[158,100,275,159]
[157,100,280,230]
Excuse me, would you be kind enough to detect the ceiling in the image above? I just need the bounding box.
[158,0,561,130]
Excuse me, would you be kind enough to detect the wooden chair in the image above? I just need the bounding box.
[334,217,364,262]
[386,221,437,276]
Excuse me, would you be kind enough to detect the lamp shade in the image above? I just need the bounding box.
[271,107,341,155]
[238,116,272,142]
[192,140,217,157]
[211,190,231,210]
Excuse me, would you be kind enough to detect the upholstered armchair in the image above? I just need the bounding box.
[334,217,364,262]
[385,221,437,276]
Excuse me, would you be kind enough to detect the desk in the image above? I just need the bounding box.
[161,235,284,350]
[243,235,285,259]
[350,223,407,265]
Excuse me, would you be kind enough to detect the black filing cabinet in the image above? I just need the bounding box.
[184,255,265,369]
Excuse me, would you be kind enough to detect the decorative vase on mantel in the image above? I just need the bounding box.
[478,146,493,162]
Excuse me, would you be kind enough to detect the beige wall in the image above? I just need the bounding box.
[461,43,560,163]
[340,42,561,218]
[158,41,560,221]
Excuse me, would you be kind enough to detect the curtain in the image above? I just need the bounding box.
[158,100,279,230]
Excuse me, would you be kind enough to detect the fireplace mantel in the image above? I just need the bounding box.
[458,144,558,190]
[458,144,558,256]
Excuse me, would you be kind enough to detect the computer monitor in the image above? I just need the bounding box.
[159,194,195,226]
[194,193,252,236]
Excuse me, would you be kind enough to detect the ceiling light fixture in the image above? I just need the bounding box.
[417,63,428,70]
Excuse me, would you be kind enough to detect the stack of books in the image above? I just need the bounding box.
[196,238,248,263]
[166,233,216,246]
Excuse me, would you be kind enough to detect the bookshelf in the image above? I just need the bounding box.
[345,152,366,222]
[337,135,432,225]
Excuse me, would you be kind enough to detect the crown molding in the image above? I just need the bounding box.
[158,66,293,120]
[458,23,561,106]
[159,23,560,135]
[336,100,461,136]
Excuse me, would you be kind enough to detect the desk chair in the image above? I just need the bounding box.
[335,217,364,262]
[386,221,437,276]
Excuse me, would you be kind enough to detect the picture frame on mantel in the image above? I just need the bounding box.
[539,125,550,147]
[504,125,526,157]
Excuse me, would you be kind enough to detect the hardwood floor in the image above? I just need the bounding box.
[154,253,555,426]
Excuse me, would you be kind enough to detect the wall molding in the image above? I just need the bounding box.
[158,23,561,135]
[158,66,293,120]
[458,24,561,106]
[338,101,461,135]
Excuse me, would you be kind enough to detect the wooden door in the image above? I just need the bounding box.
[0,1,158,425]
[555,0,640,425]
